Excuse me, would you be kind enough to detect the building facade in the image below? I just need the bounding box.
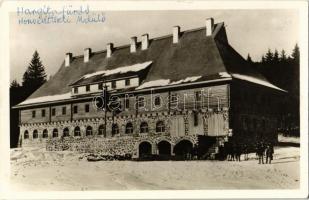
[14,18,284,159]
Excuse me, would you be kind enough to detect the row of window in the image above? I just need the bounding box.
[31,91,202,118]
[23,121,165,139]
[73,79,132,94]
[32,104,91,118]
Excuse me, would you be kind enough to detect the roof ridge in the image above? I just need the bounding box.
[71,23,224,59]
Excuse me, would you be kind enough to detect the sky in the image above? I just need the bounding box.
[9,9,299,83]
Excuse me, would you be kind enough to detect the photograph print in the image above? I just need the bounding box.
[4,1,307,197]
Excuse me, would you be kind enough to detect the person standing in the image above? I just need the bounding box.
[265,143,274,164]
[257,142,265,164]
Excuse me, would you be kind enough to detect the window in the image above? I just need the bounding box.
[52,129,58,138]
[43,129,48,138]
[52,108,56,116]
[32,110,36,118]
[125,122,133,134]
[41,109,45,117]
[86,126,93,136]
[74,126,81,137]
[24,130,29,139]
[111,81,116,89]
[62,107,66,115]
[195,91,202,102]
[112,124,119,136]
[140,122,149,133]
[98,83,103,90]
[98,125,105,137]
[154,96,161,106]
[73,105,78,114]
[125,98,130,109]
[156,121,165,133]
[125,79,130,86]
[86,85,90,92]
[33,130,38,139]
[74,87,78,94]
[138,97,145,108]
[194,112,199,126]
[63,127,70,137]
[170,94,178,106]
[85,104,90,113]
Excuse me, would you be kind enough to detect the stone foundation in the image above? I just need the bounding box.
[46,134,198,158]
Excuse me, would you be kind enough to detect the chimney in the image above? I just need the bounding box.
[173,26,180,44]
[84,48,91,63]
[206,18,214,36]
[106,43,113,58]
[130,36,137,53]
[141,34,149,50]
[65,53,72,67]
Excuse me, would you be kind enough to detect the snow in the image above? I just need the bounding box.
[10,145,299,190]
[19,92,71,105]
[278,134,300,144]
[83,61,153,79]
[219,72,232,78]
[170,76,202,85]
[231,73,286,92]
[137,76,202,90]
[137,79,171,89]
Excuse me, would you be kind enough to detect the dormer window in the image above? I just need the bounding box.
[86,85,90,92]
[74,87,78,94]
[111,81,116,89]
[125,79,130,86]
[98,83,103,90]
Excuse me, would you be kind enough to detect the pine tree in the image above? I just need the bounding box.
[10,79,21,89]
[280,49,287,62]
[265,49,274,63]
[261,54,266,63]
[22,50,47,96]
[273,49,279,64]
[291,43,300,64]
[247,53,253,63]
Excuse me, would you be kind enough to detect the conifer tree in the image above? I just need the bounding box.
[22,50,47,96]
[247,54,253,63]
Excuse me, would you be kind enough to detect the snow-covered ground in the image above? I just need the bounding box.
[10,145,299,191]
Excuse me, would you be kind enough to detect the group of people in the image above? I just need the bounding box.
[219,141,274,164]
[256,142,274,164]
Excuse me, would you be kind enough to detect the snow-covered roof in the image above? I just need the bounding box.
[83,61,153,79]
[137,76,203,90]
[231,73,286,92]
[19,92,71,105]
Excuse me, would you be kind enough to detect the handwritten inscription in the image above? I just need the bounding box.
[17,5,105,25]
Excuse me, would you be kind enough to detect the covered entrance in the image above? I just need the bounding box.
[139,141,152,158]
[174,140,193,160]
[158,141,171,155]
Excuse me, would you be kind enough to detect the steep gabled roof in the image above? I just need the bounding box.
[17,21,284,107]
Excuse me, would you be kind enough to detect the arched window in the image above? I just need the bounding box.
[140,122,149,133]
[125,122,133,134]
[42,129,48,138]
[33,130,38,139]
[156,121,165,133]
[112,124,119,136]
[74,126,81,137]
[63,127,70,137]
[98,124,105,137]
[86,126,93,136]
[154,96,161,106]
[24,130,29,139]
[52,128,58,138]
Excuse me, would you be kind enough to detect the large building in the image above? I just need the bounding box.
[14,18,285,159]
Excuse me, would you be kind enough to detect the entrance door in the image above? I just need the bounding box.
[158,141,171,155]
[139,142,152,158]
